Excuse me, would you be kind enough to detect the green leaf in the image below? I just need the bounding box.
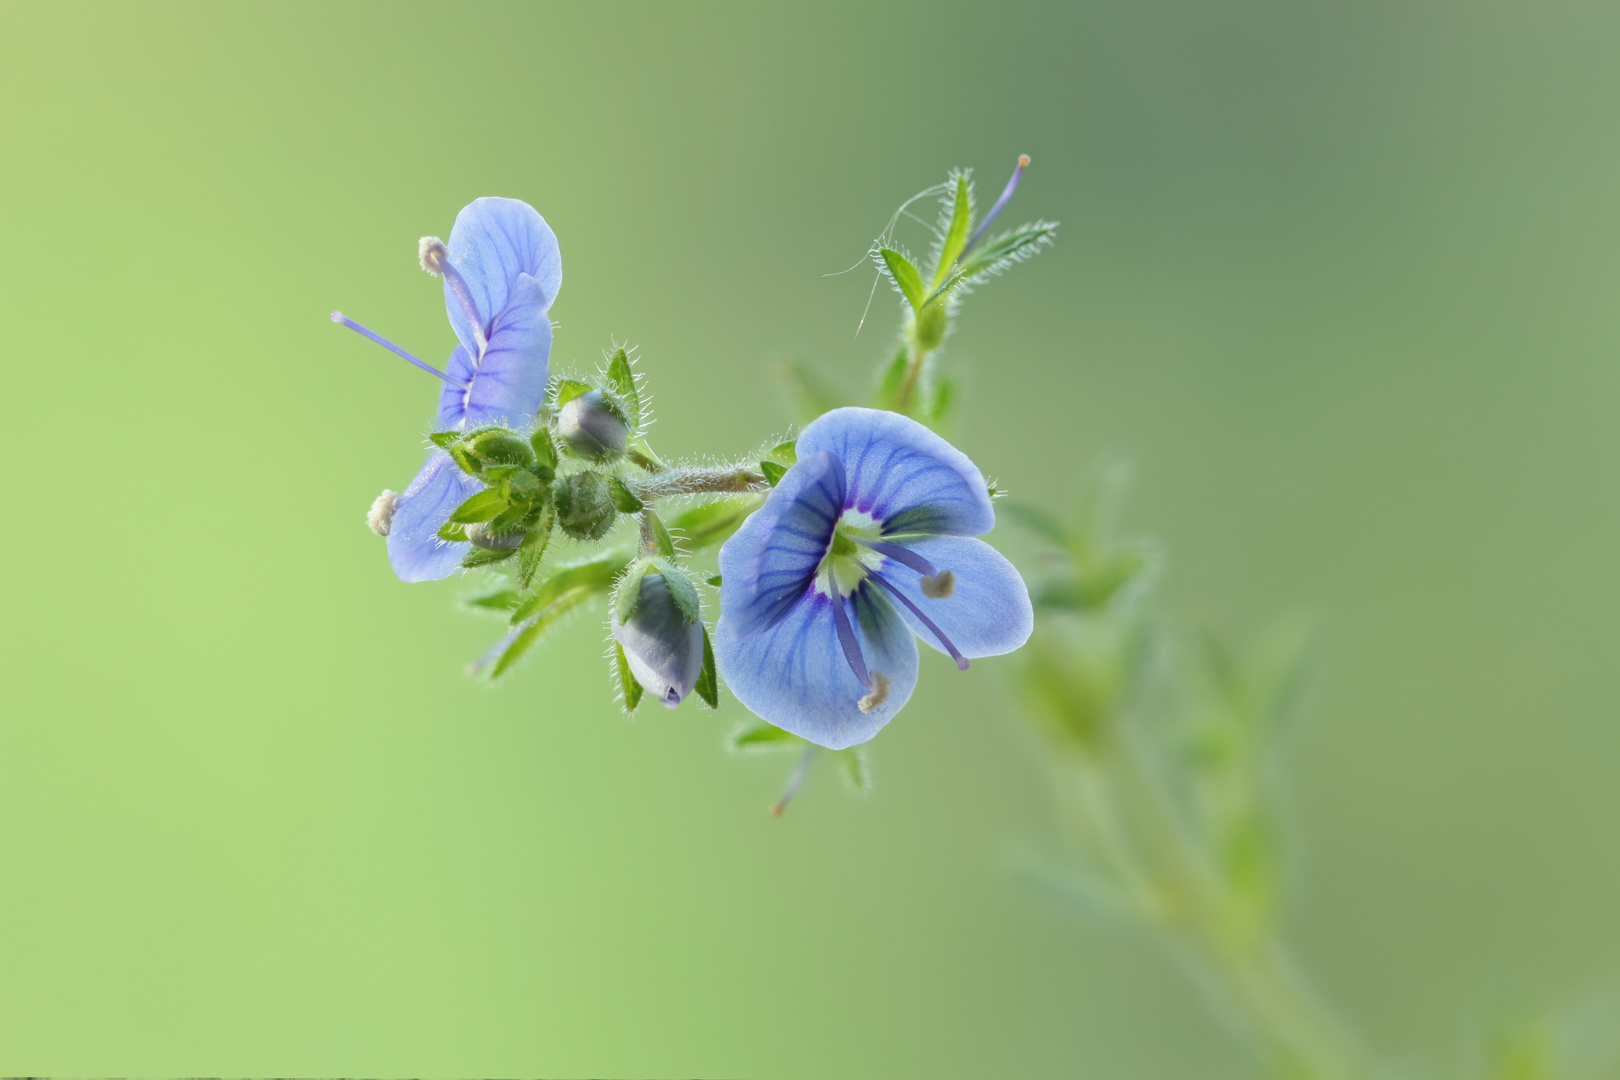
[508,553,627,627]
[487,503,529,535]
[461,546,516,569]
[760,460,787,487]
[449,488,508,524]
[667,496,762,551]
[695,623,719,709]
[705,574,722,587]
[514,502,554,592]
[462,589,522,612]
[926,220,1059,306]
[651,560,702,624]
[835,746,871,793]
[608,477,644,512]
[614,563,645,624]
[428,430,464,450]
[765,439,798,466]
[875,345,908,411]
[481,463,521,483]
[614,640,644,712]
[930,172,973,289]
[605,347,641,428]
[529,428,558,479]
[552,377,592,409]
[643,509,677,558]
[878,247,924,311]
[728,720,801,750]
[436,519,468,542]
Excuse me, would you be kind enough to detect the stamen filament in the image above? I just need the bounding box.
[869,570,970,671]
[851,536,939,578]
[330,311,468,388]
[440,262,490,358]
[962,153,1030,256]
[829,591,872,690]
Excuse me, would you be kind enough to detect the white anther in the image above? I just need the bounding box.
[920,570,955,599]
[367,489,399,536]
[418,236,448,275]
[857,670,891,713]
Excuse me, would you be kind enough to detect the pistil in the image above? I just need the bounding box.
[330,311,469,388]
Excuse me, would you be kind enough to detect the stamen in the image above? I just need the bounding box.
[330,311,468,388]
[850,536,939,578]
[418,237,488,357]
[919,570,955,599]
[830,592,872,691]
[367,489,398,536]
[858,671,890,713]
[962,153,1031,255]
[771,746,817,816]
[869,571,970,671]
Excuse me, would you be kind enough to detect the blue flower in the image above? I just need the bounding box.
[715,407,1033,749]
[333,197,562,581]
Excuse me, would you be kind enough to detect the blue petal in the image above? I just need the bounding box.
[386,449,480,582]
[877,535,1033,658]
[716,450,845,637]
[435,275,552,430]
[443,197,562,355]
[796,407,995,536]
[714,585,919,750]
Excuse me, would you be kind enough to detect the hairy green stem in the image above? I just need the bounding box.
[629,466,768,501]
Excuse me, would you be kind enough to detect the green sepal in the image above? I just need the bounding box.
[614,640,644,713]
[879,248,924,312]
[914,300,947,351]
[608,477,644,512]
[449,488,508,524]
[463,589,522,612]
[552,377,592,409]
[695,623,719,709]
[509,552,627,627]
[875,345,908,411]
[925,377,955,431]
[605,347,641,429]
[931,171,973,289]
[481,463,522,483]
[467,431,535,469]
[461,546,516,569]
[614,561,646,624]
[643,509,677,558]
[487,503,530,535]
[529,427,558,480]
[835,746,871,793]
[766,439,798,466]
[447,444,482,476]
[667,496,762,551]
[505,468,541,501]
[705,574,722,587]
[428,430,464,451]
[728,720,802,751]
[436,519,468,542]
[760,460,787,487]
[649,559,702,624]
[514,502,554,592]
[924,220,1059,306]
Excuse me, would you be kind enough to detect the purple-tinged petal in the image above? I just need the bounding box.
[876,535,1033,658]
[435,274,551,430]
[714,585,919,750]
[443,197,561,357]
[717,450,846,637]
[386,449,479,582]
[797,407,995,537]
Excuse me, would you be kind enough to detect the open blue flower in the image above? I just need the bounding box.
[715,407,1033,749]
[333,197,561,581]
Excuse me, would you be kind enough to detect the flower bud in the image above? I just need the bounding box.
[464,521,525,550]
[466,430,537,470]
[611,571,704,708]
[557,390,630,461]
[551,471,617,541]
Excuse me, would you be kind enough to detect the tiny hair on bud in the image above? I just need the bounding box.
[367,489,399,536]
[418,236,448,275]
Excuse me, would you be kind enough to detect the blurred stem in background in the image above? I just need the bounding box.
[1011,469,1373,1080]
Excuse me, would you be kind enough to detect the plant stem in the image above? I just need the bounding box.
[629,466,768,501]
[896,340,930,415]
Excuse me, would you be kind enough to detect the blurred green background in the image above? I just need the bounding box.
[3,2,1620,1076]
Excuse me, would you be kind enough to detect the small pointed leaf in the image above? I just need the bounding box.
[760,461,787,487]
[605,348,642,428]
[878,248,925,311]
[931,172,973,288]
[614,640,644,712]
[449,488,508,524]
[695,623,719,709]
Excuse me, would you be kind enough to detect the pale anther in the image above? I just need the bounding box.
[367,489,398,536]
[858,671,890,713]
[419,236,448,275]
[920,570,955,599]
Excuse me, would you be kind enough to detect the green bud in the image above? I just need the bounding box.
[914,301,947,351]
[551,471,618,541]
[465,521,526,551]
[467,431,537,469]
[557,390,630,461]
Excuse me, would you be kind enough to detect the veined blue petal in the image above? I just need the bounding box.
[878,535,1033,658]
[714,585,919,750]
[717,450,846,637]
[386,449,479,582]
[435,275,551,430]
[797,407,995,537]
[443,197,562,356]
